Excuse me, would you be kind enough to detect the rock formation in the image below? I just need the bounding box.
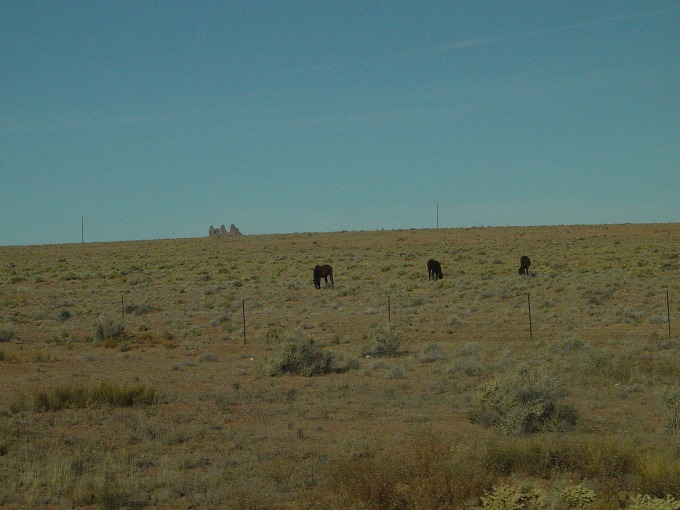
[209,224,242,238]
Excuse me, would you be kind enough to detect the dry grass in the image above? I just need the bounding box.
[1,223,680,508]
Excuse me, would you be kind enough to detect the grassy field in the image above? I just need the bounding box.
[1,223,680,509]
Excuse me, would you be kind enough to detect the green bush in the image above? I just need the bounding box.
[471,367,577,435]
[264,332,336,377]
[479,484,545,510]
[362,324,400,358]
[629,494,680,510]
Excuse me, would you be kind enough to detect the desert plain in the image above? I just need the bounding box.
[1,223,680,509]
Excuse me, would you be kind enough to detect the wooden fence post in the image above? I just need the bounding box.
[242,299,246,345]
[527,293,533,341]
[667,289,672,339]
[121,294,126,340]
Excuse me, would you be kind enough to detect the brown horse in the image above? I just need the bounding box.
[427,259,443,280]
[519,256,531,276]
[313,264,334,289]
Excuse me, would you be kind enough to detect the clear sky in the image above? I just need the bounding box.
[2,1,679,245]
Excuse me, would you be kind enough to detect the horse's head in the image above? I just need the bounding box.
[435,262,443,279]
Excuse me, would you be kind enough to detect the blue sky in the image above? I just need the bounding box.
[2,1,679,245]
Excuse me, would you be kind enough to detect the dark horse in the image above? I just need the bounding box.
[313,264,334,289]
[519,256,531,276]
[427,259,443,281]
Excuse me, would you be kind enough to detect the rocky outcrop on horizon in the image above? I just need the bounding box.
[209,224,242,238]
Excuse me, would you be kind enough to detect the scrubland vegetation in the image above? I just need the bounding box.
[1,223,680,509]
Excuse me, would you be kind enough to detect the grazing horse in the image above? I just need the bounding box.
[519,256,531,276]
[313,264,334,289]
[427,259,443,281]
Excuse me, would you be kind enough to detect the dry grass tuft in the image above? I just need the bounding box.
[33,382,159,411]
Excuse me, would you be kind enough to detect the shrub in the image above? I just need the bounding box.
[124,301,154,315]
[657,386,680,433]
[92,316,125,342]
[471,366,577,435]
[0,325,17,343]
[362,324,399,358]
[264,332,336,377]
[479,484,545,510]
[34,382,158,411]
[629,494,680,510]
[332,434,496,509]
[418,342,445,363]
[258,325,284,344]
[90,382,158,407]
[56,309,71,322]
[561,483,597,508]
[333,351,360,373]
[0,417,13,456]
[579,438,640,483]
[199,352,218,363]
[637,456,680,499]
[92,480,145,510]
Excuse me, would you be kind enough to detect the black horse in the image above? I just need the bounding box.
[519,256,531,276]
[427,259,443,280]
[313,264,334,289]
